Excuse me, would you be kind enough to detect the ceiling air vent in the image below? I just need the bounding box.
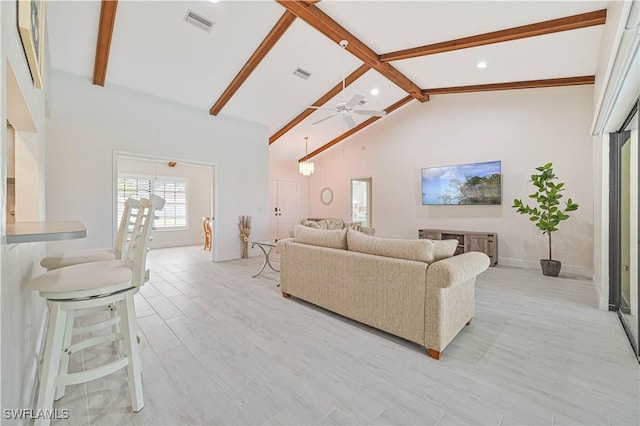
[293,68,312,80]
[184,10,214,32]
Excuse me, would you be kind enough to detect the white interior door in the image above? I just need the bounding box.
[268,180,278,241]
[277,181,297,240]
[269,180,298,241]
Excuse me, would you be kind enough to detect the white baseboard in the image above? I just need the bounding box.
[22,310,48,421]
[598,296,609,311]
[591,276,610,311]
[498,257,592,279]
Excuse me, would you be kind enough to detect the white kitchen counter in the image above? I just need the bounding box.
[6,221,87,244]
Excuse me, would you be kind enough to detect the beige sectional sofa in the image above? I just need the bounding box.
[277,225,490,359]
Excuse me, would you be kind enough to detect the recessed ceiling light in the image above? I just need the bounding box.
[371,88,379,96]
[209,0,221,3]
[476,61,488,69]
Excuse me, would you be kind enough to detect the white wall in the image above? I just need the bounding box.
[1,0,49,420]
[591,0,631,131]
[307,86,595,276]
[117,156,213,249]
[592,134,610,309]
[14,131,41,221]
[590,0,639,309]
[46,70,269,261]
[7,124,15,177]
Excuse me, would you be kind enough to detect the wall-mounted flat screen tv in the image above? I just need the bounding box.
[421,160,502,205]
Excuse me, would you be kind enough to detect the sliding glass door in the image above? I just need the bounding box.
[610,100,639,362]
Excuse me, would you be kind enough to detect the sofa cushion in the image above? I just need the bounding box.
[360,226,375,236]
[294,225,348,250]
[433,239,459,261]
[40,248,117,270]
[347,228,434,263]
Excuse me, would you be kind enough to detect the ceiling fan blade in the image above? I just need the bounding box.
[346,94,365,108]
[312,114,336,125]
[355,109,387,117]
[344,115,356,129]
[308,106,337,111]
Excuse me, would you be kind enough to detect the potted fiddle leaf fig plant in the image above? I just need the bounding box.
[513,163,579,277]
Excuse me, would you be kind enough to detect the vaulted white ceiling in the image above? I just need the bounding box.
[47,1,607,161]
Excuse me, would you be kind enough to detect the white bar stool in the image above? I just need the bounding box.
[28,196,164,426]
[39,198,147,363]
[40,198,140,270]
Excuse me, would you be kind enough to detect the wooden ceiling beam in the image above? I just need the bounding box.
[381,9,607,62]
[210,11,297,115]
[277,0,429,103]
[422,76,595,96]
[93,0,118,86]
[299,95,415,162]
[269,64,370,145]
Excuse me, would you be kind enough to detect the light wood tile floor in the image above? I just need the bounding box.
[49,246,639,426]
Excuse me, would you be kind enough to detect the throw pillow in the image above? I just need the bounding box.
[301,219,320,229]
[324,218,345,230]
[347,222,362,232]
[294,225,347,250]
[432,239,459,261]
[347,228,434,263]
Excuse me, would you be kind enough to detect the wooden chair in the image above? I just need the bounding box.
[203,216,212,251]
[28,195,165,426]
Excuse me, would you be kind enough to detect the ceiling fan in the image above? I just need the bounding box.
[309,40,386,129]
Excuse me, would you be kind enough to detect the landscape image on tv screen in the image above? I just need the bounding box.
[421,160,502,205]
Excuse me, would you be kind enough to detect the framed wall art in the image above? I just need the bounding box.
[17,0,46,89]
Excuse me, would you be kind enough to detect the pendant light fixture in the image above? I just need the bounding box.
[299,136,315,176]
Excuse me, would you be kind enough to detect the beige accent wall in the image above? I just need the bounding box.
[306,86,595,276]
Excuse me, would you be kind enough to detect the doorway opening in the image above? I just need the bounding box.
[351,178,372,228]
[114,152,216,260]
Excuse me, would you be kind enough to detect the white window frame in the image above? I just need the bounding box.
[117,174,189,231]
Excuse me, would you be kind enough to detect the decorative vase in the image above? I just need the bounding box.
[241,240,248,258]
[238,215,251,259]
[540,259,561,277]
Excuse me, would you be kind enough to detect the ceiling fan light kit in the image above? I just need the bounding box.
[309,39,386,129]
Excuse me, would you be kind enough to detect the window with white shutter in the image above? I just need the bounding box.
[117,175,188,230]
[153,178,188,229]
